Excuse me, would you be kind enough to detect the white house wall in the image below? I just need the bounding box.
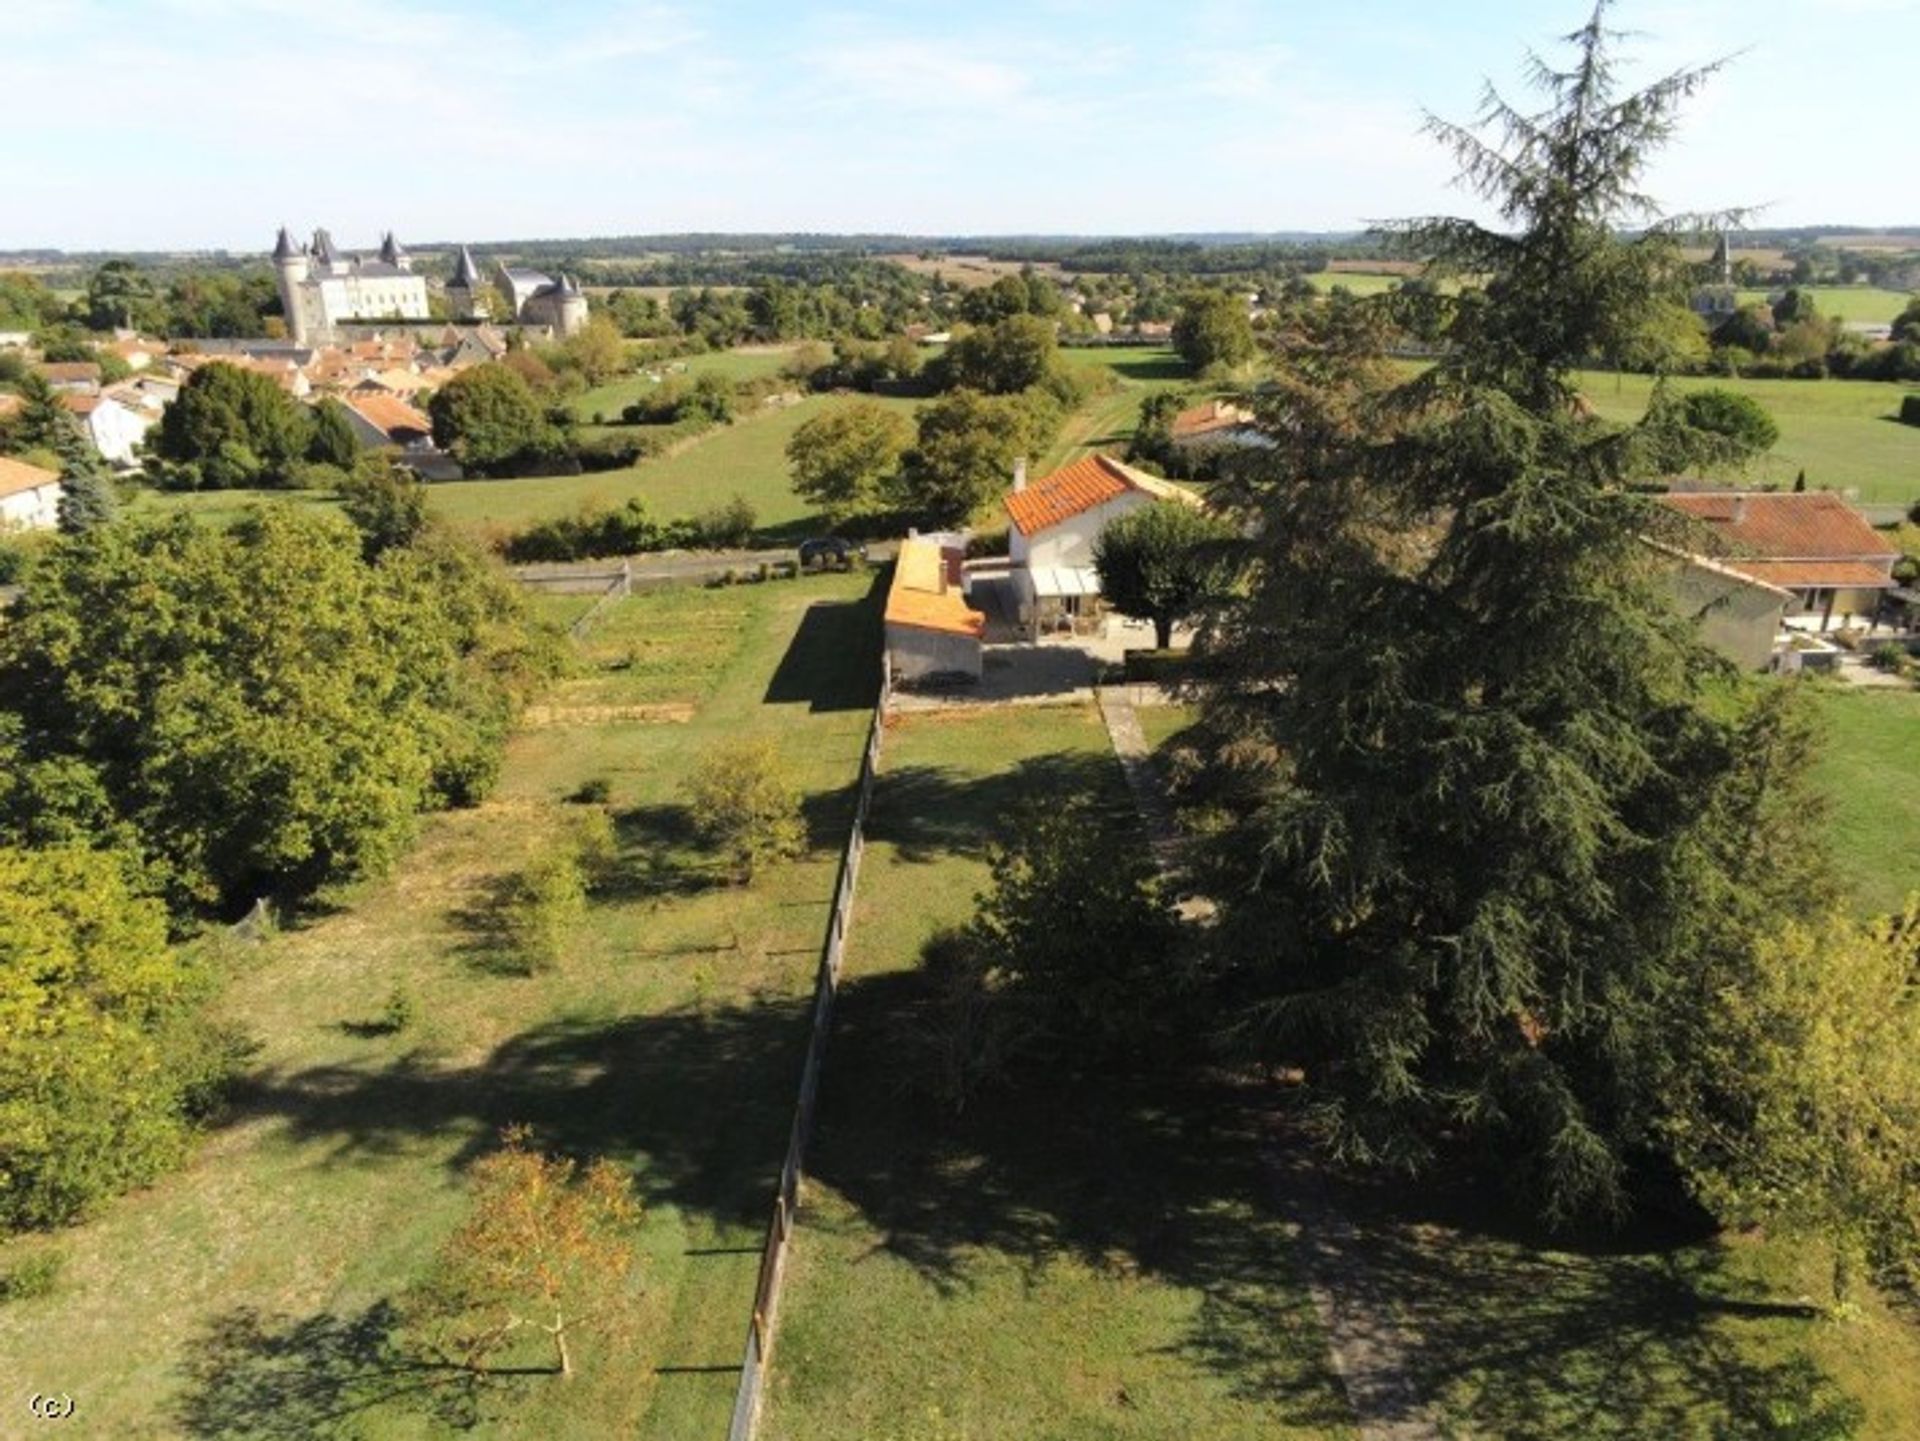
[87,402,156,467]
[1023,491,1156,572]
[0,483,62,531]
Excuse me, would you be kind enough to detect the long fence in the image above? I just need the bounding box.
[726,649,892,1441]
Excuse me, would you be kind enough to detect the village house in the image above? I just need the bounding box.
[1657,491,1901,632]
[1649,545,1793,671]
[884,534,984,685]
[39,361,102,395]
[1168,398,1270,463]
[0,455,63,531]
[341,393,434,452]
[1005,453,1204,638]
[62,388,163,468]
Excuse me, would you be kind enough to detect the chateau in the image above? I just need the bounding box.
[273,228,589,344]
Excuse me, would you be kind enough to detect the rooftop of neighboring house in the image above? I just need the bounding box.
[1004,452,1203,537]
[345,392,432,441]
[885,535,985,639]
[0,454,61,500]
[1657,490,1900,590]
[39,361,102,384]
[1170,398,1257,441]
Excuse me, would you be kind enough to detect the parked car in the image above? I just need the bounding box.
[798,537,864,571]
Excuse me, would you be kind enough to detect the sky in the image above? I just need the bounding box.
[3,0,1914,252]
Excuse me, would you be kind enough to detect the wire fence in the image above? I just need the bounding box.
[726,649,891,1441]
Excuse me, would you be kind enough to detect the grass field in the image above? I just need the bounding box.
[572,345,805,423]
[426,393,920,542]
[0,570,886,1440]
[1810,684,1920,916]
[1735,286,1915,325]
[759,703,1356,1441]
[1304,271,1403,297]
[1574,368,1920,505]
[1045,347,1193,473]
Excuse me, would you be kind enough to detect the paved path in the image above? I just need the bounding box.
[1096,683,1440,1441]
[1093,684,1184,874]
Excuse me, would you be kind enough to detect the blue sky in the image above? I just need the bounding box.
[4,0,1913,251]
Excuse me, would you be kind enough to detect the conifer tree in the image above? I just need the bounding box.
[1199,4,1824,1223]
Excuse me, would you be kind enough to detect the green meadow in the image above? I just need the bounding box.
[0,571,885,1441]
[1574,368,1920,505]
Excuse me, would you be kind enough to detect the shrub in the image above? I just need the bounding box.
[379,984,417,1035]
[497,850,587,974]
[501,500,663,563]
[691,494,756,549]
[568,777,611,805]
[0,1252,64,1303]
[1680,388,1780,458]
[683,738,804,882]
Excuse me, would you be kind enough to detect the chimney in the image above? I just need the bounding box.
[1730,494,1747,525]
[1013,456,1028,492]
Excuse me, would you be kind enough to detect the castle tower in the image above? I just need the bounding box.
[379,230,411,272]
[446,245,486,320]
[1710,230,1732,286]
[556,273,589,337]
[272,225,312,345]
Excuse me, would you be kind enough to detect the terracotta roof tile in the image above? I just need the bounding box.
[345,393,431,440]
[1659,492,1896,560]
[1005,453,1131,536]
[0,455,60,501]
[1004,452,1205,535]
[39,362,101,383]
[885,536,985,638]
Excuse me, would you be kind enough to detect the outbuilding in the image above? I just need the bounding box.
[885,535,985,684]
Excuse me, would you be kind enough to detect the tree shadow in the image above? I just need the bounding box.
[221,996,812,1229]
[1288,1154,1866,1438]
[1097,351,1191,383]
[800,967,1863,1438]
[761,578,886,713]
[864,752,1129,865]
[171,1301,497,1439]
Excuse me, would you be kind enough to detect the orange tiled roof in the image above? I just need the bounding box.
[39,361,101,383]
[346,392,431,440]
[0,455,60,501]
[1170,400,1254,440]
[1659,492,1896,561]
[1005,453,1131,535]
[885,536,985,638]
[60,393,103,415]
[1004,453,1204,536]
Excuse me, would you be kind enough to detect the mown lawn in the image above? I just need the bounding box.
[1810,684,1920,917]
[759,703,1357,1441]
[1574,368,1920,505]
[572,344,807,423]
[1304,271,1402,297]
[1045,347,1193,473]
[425,393,920,543]
[0,569,885,1441]
[1734,286,1915,326]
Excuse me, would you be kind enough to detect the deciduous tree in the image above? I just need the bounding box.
[1092,500,1238,648]
[411,1125,640,1378]
[429,364,553,474]
[786,399,914,524]
[1172,289,1256,373]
